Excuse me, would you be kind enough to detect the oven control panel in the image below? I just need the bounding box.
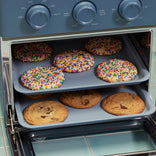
[0,0,156,38]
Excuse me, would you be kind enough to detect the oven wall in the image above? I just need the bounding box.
[149,28,156,104]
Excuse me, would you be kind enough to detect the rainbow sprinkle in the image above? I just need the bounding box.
[53,49,95,73]
[85,37,122,55]
[13,42,52,62]
[97,59,138,82]
[21,66,65,90]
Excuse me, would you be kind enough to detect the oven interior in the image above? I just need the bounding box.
[8,31,155,131]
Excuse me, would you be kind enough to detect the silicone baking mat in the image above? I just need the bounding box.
[15,85,155,130]
[12,35,150,95]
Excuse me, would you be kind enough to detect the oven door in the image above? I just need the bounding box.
[5,115,156,156]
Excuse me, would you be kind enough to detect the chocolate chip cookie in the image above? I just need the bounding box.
[102,92,145,115]
[20,93,53,100]
[23,101,68,125]
[60,89,102,109]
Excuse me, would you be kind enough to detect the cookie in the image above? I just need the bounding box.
[140,33,150,48]
[96,59,138,82]
[85,36,122,55]
[21,66,65,90]
[53,49,95,72]
[60,89,102,109]
[23,101,68,125]
[20,93,53,100]
[102,92,145,115]
[108,85,125,89]
[13,42,52,62]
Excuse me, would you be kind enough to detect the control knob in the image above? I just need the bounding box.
[73,1,97,25]
[118,0,143,21]
[26,5,51,30]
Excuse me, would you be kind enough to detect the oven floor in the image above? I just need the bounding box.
[32,130,156,156]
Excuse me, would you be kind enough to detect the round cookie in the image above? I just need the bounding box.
[102,92,145,115]
[21,66,65,90]
[53,49,95,73]
[23,101,68,125]
[13,42,52,62]
[96,59,138,82]
[20,93,53,100]
[85,36,122,55]
[60,89,102,109]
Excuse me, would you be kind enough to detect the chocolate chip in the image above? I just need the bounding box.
[46,111,52,114]
[41,116,46,118]
[82,99,89,105]
[51,118,58,121]
[47,107,50,111]
[120,104,127,109]
[39,106,43,109]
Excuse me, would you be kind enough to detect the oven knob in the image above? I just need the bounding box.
[118,0,143,21]
[26,5,51,30]
[72,1,97,25]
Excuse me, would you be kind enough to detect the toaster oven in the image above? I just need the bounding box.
[1,0,156,155]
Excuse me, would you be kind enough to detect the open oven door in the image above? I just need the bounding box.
[4,114,156,156]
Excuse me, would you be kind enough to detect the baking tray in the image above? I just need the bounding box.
[14,85,155,130]
[12,35,150,95]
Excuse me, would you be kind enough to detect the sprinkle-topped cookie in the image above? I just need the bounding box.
[97,59,138,82]
[53,49,95,73]
[21,66,65,90]
[13,42,52,62]
[85,36,122,55]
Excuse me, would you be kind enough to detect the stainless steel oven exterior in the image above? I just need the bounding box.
[1,0,156,155]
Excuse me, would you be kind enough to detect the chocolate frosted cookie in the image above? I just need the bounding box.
[23,101,68,125]
[102,92,145,116]
[60,89,102,109]
[85,36,122,55]
[13,42,52,62]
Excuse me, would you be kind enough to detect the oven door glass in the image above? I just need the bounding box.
[7,117,156,156]
[31,130,156,156]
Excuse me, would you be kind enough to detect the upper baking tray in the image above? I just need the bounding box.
[14,85,155,130]
[12,35,150,94]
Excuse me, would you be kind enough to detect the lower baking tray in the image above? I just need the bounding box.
[14,85,155,130]
[12,35,150,95]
